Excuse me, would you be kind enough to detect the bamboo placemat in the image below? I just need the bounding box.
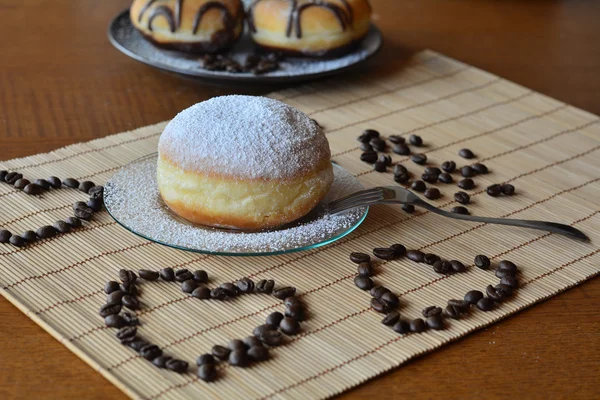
[1,50,599,400]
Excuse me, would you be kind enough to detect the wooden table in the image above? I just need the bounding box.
[1,0,599,398]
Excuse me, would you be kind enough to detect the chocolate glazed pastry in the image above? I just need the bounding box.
[247,0,372,57]
[131,0,244,53]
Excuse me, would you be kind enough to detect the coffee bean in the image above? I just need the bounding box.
[119,269,137,285]
[373,247,396,260]
[381,292,400,308]
[123,312,139,327]
[393,319,410,334]
[390,243,406,257]
[138,269,159,281]
[392,143,411,155]
[354,276,374,290]
[447,299,470,310]
[450,260,466,273]
[105,314,126,328]
[104,281,120,294]
[120,282,137,296]
[477,296,495,311]
[0,170,7,182]
[62,178,79,188]
[458,178,475,190]
[459,148,475,159]
[426,315,445,330]
[5,172,23,184]
[381,311,400,326]
[13,178,30,190]
[210,287,228,300]
[74,207,93,220]
[79,181,95,194]
[486,184,502,197]
[140,344,162,360]
[21,230,37,242]
[454,191,470,204]
[116,326,137,341]
[174,269,193,282]
[378,155,392,166]
[198,364,217,382]
[247,346,269,362]
[362,129,380,140]
[228,349,249,367]
[107,290,126,305]
[495,283,513,298]
[86,198,103,212]
[0,230,11,243]
[471,163,488,174]
[211,345,231,360]
[197,353,215,365]
[422,306,442,317]
[500,276,519,289]
[461,166,475,177]
[388,135,405,144]
[411,180,426,192]
[370,138,386,152]
[159,267,175,281]
[495,269,516,279]
[122,295,139,310]
[285,304,305,321]
[424,188,441,200]
[227,339,246,351]
[410,318,426,333]
[357,262,374,277]
[253,325,283,346]
[370,298,391,313]
[394,173,410,184]
[464,290,484,305]
[438,172,454,184]
[193,270,209,283]
[402,204,415,213]
[233,277,253,293]
[502,184,515,195]
[360,143,373,152]
[24,183,43,195]
[266,312,284,327]
[406,250,425,263]
[284,297,302,308]
[374,161,387,172]
[124,338,146,351]
[99,303,121,318]
[272,286,296,300]
[350,252,371,264]
[9,235,25,247]
[411,154,427,165]
[474,255,491,270]
[192,286,211,299]
[433,260,452,274]
[441,161,456,173]
[424,167,441,176]
[360,151,378,164]
[53,220,71,233]
[409,134,423,146]
[370,286,390,299]
[424,253,440,265]
[444,305,463,319]
[179,279,198,294]
[487,284,506,302]
[393,164,408,176]
[451,206,469,215]
[152,355,172,369]
[280,317,300,335]
[73,201,87,211]
[256,279,275,294]
[422,173,438,184]
[498,260,518,273]
[88,185,104,200]
[47,176,61,189]
[34,179,51,190]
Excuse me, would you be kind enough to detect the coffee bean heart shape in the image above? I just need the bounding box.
[349,247,520,335]
[0,170,104,248]
[99,268,306,382]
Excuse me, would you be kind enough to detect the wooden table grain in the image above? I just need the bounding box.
[1,0,599,399]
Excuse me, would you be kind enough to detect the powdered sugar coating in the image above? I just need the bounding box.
[158,95,331,180]
[104,155,367,254]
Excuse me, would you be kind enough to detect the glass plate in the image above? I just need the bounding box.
[104,154,368,256]
[107,9,383,83]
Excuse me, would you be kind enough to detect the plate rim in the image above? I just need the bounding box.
[104,154,369,257]
[107,9,384,83]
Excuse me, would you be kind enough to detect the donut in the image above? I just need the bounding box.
[247,0,372,57]
[130,0,244,53]
[157,96,334,230]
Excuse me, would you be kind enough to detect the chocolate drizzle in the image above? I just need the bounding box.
[148,5,176,33]
[248,0,355,38]
[192,2,234,35]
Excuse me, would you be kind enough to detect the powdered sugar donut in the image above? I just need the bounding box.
[157,95,334,229]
